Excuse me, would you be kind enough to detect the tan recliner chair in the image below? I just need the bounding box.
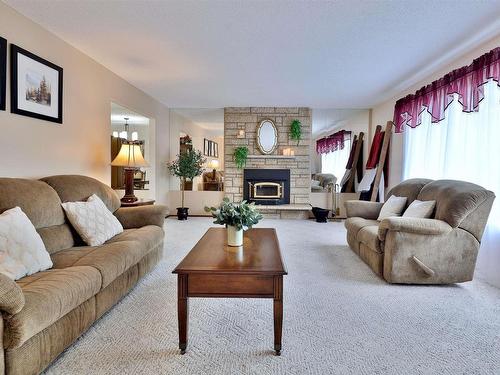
[344,179,495,284]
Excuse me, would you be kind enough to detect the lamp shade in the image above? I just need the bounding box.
[111,143,149,168]
[207,159,219,170]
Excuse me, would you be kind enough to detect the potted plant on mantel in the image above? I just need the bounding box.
[168,149,205,220]
[205,198,263,246]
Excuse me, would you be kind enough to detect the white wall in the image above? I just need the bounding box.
[0,2,170,205]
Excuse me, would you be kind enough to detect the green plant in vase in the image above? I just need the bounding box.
[290,119,302,145]
[205,198,263,246]
[167,149,206,220]
[234,146,249,169]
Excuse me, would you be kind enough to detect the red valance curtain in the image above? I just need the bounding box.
[316,130,351,154]
[393,47,500,133]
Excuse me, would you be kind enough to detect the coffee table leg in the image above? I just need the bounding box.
[178,274,188,354]
[273,276,283,356]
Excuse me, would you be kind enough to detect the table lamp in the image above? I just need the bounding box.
[207,159,220,179]
[111,142,150,203]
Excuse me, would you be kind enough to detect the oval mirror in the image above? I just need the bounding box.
[256,119,278,154]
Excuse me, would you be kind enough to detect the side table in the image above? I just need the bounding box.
[120,199,155,208]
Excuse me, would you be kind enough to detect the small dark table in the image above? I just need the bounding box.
[120,199,155,207]
[173,228,287,355]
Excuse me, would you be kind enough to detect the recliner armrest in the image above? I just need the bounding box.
[378,217,453,241]
[345,200,384,220]
[114,205,168,229]
[0,274,25,315]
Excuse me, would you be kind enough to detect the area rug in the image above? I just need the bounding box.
[45,218,500,374]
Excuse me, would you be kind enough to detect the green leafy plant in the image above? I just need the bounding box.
[233,146,249,169]
[167,149,206,208]
[205,198,263,231]
[290,119,302,145]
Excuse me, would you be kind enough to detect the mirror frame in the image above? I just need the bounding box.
[256,119,278,155]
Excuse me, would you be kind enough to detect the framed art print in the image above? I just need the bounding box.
[10,44,63,123]
[204,138,209,156]
[203,138,218,157]
[0,37,6,111]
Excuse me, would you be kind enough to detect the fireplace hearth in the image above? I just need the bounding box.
[243,169,290,205]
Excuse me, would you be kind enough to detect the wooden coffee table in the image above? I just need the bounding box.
[173,228,287,355]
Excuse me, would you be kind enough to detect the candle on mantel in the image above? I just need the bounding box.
[290,150,295,156]
[282,148,290,156]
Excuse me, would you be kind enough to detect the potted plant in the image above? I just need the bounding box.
[290,119,302,145]
[168,149,205,220]
[205,198,263,246]
[233,146,249,169]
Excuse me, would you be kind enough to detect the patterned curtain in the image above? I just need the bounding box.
[316,130,351,154]
[393,47,500,133]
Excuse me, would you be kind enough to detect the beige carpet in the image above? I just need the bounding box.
[44,218,500,374]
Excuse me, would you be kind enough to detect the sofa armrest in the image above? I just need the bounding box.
[378,217,453,241]
[114,205,168,229]
[0,274,24,315]
[345,200,384,220]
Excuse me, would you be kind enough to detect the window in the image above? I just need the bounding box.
[321,139,351,180]
[403,79,500,284]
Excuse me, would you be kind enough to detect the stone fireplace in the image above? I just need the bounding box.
[243,169,290,205]
[224,107,311,206]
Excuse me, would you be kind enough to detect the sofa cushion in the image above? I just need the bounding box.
[417,179,494,227]
[344,217,379,237]
[385,178,432,208]
[106,225,164,251]
[4,266,101,349]
[358,226,382,253]
[50,241,147,288]
[41,175,121,213]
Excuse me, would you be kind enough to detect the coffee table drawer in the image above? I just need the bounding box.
[188,274,274,296]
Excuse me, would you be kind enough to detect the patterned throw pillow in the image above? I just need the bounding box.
[0,207,53,280]
[62,194,123,246]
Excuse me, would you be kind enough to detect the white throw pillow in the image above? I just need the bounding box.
[403,199,436,218]
[62,194,123,246]
[377,195,408,221]
[311,180,321,187]
[0,207,53,280]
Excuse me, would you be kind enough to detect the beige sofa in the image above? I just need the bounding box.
[345,179,495,284]
[0,175,167,375]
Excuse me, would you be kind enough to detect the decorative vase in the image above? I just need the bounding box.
[227,225,243,247]
[176,207,189,221]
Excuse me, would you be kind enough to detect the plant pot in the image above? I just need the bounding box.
[311,206,329,223]
[227,225,243,246]
[176,207,189,221]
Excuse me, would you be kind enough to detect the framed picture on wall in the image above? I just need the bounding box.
[204,138,209,156]
[10,44,63,123]
[0,37,6,111]
[204,138,218,157]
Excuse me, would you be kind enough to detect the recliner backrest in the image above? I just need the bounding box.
[0,177,76,253]
[417,179,495,241]
[385,178,433,208]
[41,175,120,212]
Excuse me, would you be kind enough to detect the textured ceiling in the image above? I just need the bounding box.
[5,0,500,108]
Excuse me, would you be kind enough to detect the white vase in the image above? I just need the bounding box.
[227,225,243,247]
